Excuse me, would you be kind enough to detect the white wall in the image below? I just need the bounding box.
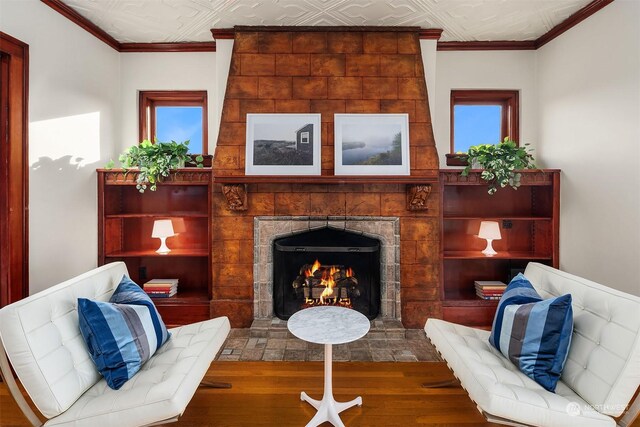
[119,52,217,154]
[433,50,538,167]
[0,0,121,293]
[536,0,640,295]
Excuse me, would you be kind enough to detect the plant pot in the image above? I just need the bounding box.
[446,153,469,167]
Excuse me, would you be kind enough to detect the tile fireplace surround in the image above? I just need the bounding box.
[211,28,441,328]
[253,216,401,321]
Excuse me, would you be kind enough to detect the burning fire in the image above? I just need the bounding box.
[296,259,356,308]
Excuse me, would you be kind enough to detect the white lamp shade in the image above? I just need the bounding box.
[478,221,502,240]
[152,219,175,238]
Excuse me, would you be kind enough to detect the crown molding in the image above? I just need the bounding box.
[41,0,120,51]
[419,29,443,40]
[119,42,216,53]
[534,0,614,48]
[437,0,614,51]
[211,29,236,40]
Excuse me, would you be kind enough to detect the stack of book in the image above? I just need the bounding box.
[474,281,507,300]
[143,278,178,298]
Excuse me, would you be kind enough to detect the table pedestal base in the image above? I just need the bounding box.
[300,344,362,427]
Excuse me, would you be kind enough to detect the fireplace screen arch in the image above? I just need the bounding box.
[273,227,381,320]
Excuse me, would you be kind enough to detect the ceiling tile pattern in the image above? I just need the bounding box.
[61,0,592,43]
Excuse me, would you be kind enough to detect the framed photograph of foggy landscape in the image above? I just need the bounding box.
[334,114,410,175]
[245,114,321,175]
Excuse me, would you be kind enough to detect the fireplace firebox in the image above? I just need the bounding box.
[273,228,381,320]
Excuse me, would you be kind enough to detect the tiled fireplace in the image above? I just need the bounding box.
[253,216,400,321]
[211,27,441,328]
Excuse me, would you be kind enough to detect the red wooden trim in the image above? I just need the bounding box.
[211,29,235,40]
[40,0,120,51]
[212,175,438,184]
[418,29,443,40]
[450,90,519,153]
[535,0,614,48]
[119,42,216,52]
[0,32,29,305]
[437,41,536,51]
[233,25,423,32]
[139,91,209,155]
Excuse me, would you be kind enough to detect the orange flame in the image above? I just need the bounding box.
[305,259,322,277]
[346,267,354,277]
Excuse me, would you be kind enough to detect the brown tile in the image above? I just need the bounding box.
[226,76,258,99]
[262,349,285,361]
[275,99,311,113]
[345,100,380,113]
[276,54,310,76]
[212,145,242,170]
[398,78,427,100]
[310,100,345,122]
[363,32,397,54]
[410,123,434,146]
[213,216,253,241]
[212,239,253,264]
[321,148,334,170]
[328,77,362,99]
[380,192,407,216]
[293,32,327,53]
[235,32,259,53]
[345,54,380,76]
[213,264,253,288]
[416,240,439,263]
[397,33,419,54]
[292,77,327,99]
[265,338,288,349]
[327,32,363,53]
[307,348,324,361]
[286,339,307,350]
[239,54,275,76]
[346,193,381,216]
[402,301,441,329]
[405,329,427,340]
[371,349,395,361]
[400,217,438,241]
[402,287,439,301]
[415,100,432,123]
[239,99,275,116]
[229,55,241,75]
[217,123,246,146]
[311,54,345,76]
[415,146,439,170]
[381,100,415,121]
[239,348,264,361]
[258,76,292,99]
[309,192,346,216]
[400,240,417,265]
[349,349,373,362]
[259,32,292,53]
[246,192,276,216]
[221,99,241,123]
[362,77,397,100]
[380,55,416,77]
[275,192,311,215]
[210,300,253,328]
[229,328,251,338]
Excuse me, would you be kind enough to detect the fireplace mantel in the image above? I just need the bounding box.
[213,174,437,184]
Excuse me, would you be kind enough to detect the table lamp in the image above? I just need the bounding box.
[152,219,175,255]
[478,221,501,256]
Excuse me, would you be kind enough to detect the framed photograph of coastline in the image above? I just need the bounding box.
[246,113,321,175]
[334,114,410,175]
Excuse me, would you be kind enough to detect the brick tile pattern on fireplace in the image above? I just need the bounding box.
[212,29,441,328]
[216,319,441,362]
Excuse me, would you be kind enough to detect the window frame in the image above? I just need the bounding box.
[449,89,519,155]
[138,90,208,155]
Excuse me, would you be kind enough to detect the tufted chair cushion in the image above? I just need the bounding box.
[525,262,640,417]
[0,262,126,418]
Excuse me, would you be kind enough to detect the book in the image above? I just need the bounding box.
[144,279,178,288]
[474,280,506,288]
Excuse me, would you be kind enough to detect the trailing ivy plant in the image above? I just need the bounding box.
[119,139,204,192]
[462,137,536,195]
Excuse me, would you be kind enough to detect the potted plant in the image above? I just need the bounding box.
[462,137,536,195]
[117,140,204,192]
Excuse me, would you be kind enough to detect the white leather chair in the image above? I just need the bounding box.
[425,263,640,427]
[0,262,231,427]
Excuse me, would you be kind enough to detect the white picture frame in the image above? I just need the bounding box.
[245,113,321,175]
[334,113,410,176]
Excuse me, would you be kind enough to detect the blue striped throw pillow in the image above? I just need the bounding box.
[78,275,170,390]
[489,273,573,392]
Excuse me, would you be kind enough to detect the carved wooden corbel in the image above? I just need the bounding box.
[406,184,432,211]
[222,184,248,211]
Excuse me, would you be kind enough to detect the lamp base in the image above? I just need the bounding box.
[156,237,171,255]
[482,239,497,256]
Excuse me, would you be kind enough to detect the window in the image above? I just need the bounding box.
[139,91,208,154]
[300,131,309,144]
[450,90,519,156]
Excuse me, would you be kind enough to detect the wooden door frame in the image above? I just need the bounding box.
[0,32,29,306]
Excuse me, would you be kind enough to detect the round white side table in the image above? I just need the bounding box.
[287,306,370,427]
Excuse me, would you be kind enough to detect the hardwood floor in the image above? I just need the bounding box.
[0,361,523,426]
